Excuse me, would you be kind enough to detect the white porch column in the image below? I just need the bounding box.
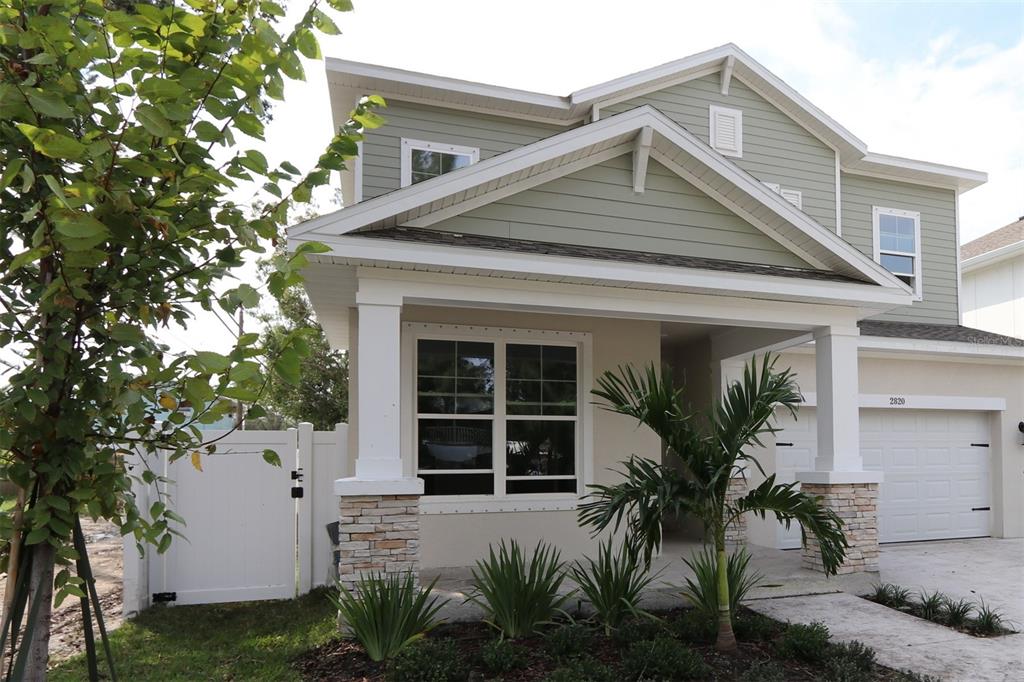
[335,297,423,597]
[797,325,881,574]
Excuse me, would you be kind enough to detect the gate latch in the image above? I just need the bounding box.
[291,467,304,481]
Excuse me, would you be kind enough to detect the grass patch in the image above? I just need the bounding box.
[50,588,338,682]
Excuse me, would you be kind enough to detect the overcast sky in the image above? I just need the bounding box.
[83,1,1024,357]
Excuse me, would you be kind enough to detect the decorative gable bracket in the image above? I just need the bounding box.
[632,126,653,193]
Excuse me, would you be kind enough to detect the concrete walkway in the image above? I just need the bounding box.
[425,537,1023,681]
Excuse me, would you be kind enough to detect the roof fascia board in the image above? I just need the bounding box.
[325,57,569,111]
[846,153,987,192]
[857,334,1024,360]
[293,234,913,310]
[961,240,1024,273]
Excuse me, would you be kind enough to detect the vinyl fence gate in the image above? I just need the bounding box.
[122,423,349,614]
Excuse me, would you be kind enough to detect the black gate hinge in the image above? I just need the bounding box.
[152,592,177,603]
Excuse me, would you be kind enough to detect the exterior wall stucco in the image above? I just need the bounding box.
[747,350,1024,545]
[401,305,662,568]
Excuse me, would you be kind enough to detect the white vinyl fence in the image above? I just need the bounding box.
[122,423,350,615]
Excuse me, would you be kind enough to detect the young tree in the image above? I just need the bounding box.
[579,355,849,652]
[0,0,380,677]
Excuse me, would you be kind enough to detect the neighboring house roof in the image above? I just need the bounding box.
[327,43,986,191]
[858,320,1024,347]
[356,227,861,283]
[961,217,1024,259]
[292,105,909,291]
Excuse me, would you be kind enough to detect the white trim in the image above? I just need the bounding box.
[709,104,743,158]
[352,140,363,205]
[834,151,842,235]
[334,477,424,496]
[402,322,594,514]
[856,334,1024,360]
[720,54,735,95]
[399,138,480,188]
[308,234,913,310]
[796,471,883,485]
[873,206,923,300]
[797,392,1007,411]
[954,190,962,322]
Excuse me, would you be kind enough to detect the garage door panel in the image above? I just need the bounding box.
[773,407,991,545]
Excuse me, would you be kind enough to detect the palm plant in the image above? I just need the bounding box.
[579,354,849,651]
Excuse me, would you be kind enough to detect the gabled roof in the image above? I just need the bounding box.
[292,105,909,290]
[327,43,986,191]
[859,320,1024,348]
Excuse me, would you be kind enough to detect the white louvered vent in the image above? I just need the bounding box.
[709,105,742,157]
[780,188,802,209]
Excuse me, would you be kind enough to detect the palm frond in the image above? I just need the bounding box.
[731,475,849,575]
[577,457,696,567]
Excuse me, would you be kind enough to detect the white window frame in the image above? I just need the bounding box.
[401,322,593,514]
[873,206,922,299]
[400,138,480,188]
[709,105,743,158]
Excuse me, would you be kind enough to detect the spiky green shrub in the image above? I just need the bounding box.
[330,573,446,662]
[570,538,658,634]
[468,540,572,639]
[680,545,763,621]
[915,590,946,622]
[972,599,1011,636]
[941,598,975,628]
[869,582,911,608]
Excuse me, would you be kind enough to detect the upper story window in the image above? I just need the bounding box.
[400,138,479,187]
[709,105,743,158]
[873,206,922,298]
[413,328,583,502]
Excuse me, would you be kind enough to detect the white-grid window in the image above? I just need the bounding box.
[413,330,583,500]
[709,105,743,157]
[873,206,922,298]
[400,138,479,187]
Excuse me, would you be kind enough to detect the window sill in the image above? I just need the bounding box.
[420,495,579,515]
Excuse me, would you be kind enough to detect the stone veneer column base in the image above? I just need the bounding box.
[724,476,748,544]
[337,494,421,591]
[801,482,879,574]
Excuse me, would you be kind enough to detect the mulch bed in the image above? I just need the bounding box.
[293,607,914,681]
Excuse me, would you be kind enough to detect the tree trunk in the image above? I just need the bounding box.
[714,539,737,652]
[24,542,55,681]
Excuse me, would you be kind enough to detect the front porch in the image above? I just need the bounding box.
[304,259,907,583]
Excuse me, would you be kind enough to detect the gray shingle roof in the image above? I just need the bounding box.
[961,218,1024,260]
[352,227,862,283]
[858,320,1024,347]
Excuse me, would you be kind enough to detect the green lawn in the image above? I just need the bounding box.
[51,588,338,681]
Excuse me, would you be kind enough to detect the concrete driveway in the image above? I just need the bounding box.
[876,537,1023,626]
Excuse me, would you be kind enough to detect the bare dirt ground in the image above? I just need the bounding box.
[0,518,124,664]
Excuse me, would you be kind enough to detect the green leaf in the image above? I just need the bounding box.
[136,104,175,137]
[26,88,74,118]
[262,449,282,467]
[7,245,48,273]
[295,29,321,60]
[25,526,49,545]
[312,9,340,35]
[16,122,86,160]
[0,157,24,190]
[190,351,231,373]
[52,209,109,239]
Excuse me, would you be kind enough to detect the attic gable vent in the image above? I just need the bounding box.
[709,105,742,158]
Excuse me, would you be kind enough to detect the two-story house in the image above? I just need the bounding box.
[961,217,1024,340]
[287,44,1024,584]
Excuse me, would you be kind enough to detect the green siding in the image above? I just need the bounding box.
[427,155,811,268]
[602,74,838,231]
[841,172,959,324]
[361,102,570,199]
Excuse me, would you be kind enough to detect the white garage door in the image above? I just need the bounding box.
[773,408,991,546]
